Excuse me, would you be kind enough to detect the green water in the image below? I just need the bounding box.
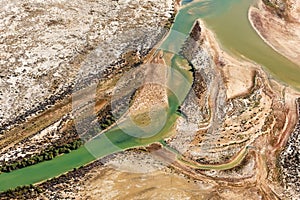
[0,87,186,191]
[0,148,95,191]
[1,0,300,192]
[163,0,300,89]
[189,0,300,89]
[0,56,192,192]
[0,114,179,191]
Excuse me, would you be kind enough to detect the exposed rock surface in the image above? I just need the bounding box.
[280,98,300,199]
[0,0,173,132]
[250,0,300,65]
[168,21,273,166]
[166,23,300,200]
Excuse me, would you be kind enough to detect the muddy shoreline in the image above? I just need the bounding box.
[249,0,300,66]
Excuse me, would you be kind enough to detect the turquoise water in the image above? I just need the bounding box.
[165,0,300,89]
[1,0,300,192]
[182,0,193,5]
[0,56,192,193]
[188,0,300,89]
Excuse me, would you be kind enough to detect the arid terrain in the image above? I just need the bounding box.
[0,0,174,161]
[249,0,300,65]
[0,0,300,200]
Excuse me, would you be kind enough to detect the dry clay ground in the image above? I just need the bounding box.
[0,0,174,159]
[0,0,173,131]
[249,0,300,65]
[1,0,300,199]
[29,21,300,200]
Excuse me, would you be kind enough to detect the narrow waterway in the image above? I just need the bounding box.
[185,0,300,90]
[1,0,299,192]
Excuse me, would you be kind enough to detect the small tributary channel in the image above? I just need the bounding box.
[1,0,299,192]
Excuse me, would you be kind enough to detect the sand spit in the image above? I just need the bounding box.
[249,0,300,65]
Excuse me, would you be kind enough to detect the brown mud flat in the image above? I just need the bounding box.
[167,20,300,199]
[249,0,300,65]
[0,0,176,166]
[1,0,300,199]
[3,20,299,200]
[0,0,174,137]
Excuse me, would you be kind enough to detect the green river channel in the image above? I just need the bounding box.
[1,0,299,191]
